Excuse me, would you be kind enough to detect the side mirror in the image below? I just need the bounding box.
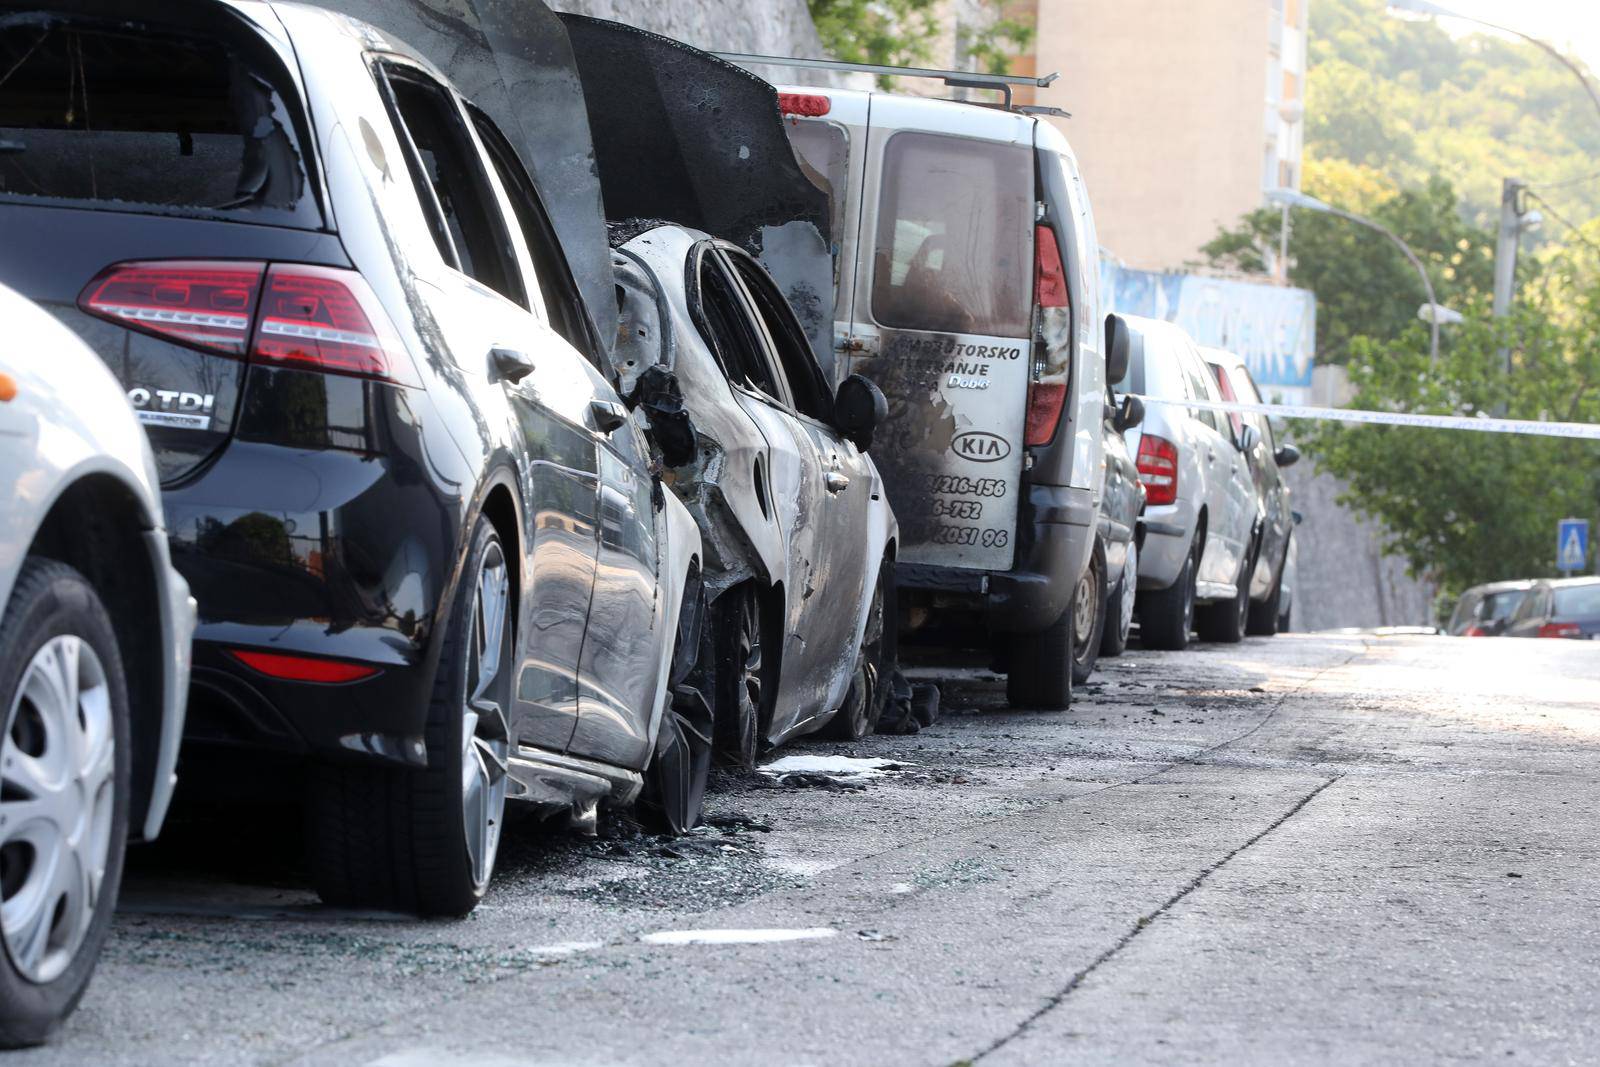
[1275,444,1300,468]
[1238,424,1259,452]
[835,373,887,452]
[1113,393,1144,432]
[1105,314,1132,385]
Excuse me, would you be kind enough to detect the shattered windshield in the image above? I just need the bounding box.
[0,17,315,226]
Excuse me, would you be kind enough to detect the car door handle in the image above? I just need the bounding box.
[489,346,534,384]
[824,471,850,493]
[589,399,628,435]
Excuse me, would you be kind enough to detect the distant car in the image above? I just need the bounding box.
[0,285,194,1046]
[1113,317,1259,650]
[1446,580,1535,636]
[1074,370,1145,680]
[1201,348,1300,636]
[1501,578,1600,639]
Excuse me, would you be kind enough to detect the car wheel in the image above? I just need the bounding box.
[1197,539,1252,644]
[0,559,129,1048]
[307,517,511,917]
[1006,600,1074,710]
[1246,540,1287,637]
[709,584,765,768]
[1278,603,1293,633]
[822,560,895,740]
[640,594,713,834]
[1070,542,1106,685]
[1101,542,1137,658]
[1138,536,1198,651]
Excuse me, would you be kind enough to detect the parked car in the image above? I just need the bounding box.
[1501,578,1600,639]
[1201,348,1299,636]
[1074,351,1145,681]
[559,17,898,758]
[0,286,194,1046]
[781,85,1119,709]
[0,1,707,915]
[1279,513,1300,632]
[1446,580,1535,636]
[1112,317,1259,650]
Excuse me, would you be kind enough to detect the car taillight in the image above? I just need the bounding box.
[1537,622,1582,639]
[229,649,381,683]
[1035,224,1068,309]
[80,260,264,355]
[1024,224,1071,447]
[1136,434,1180,506]
[778,92,831,117]
[80,259,415,386]
[253,264,415,385]
[1462,625,1488,637]
[1024,382,1067,447]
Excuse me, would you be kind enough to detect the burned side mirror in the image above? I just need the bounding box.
[1105,314,1132,385]
[1238,424,1260,452]
[627,365,697,468]
[1113,393,1144,433]
[1274,443,1300,468]
[835,373,887,452]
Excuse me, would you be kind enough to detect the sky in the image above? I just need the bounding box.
[1422,0,1600,82]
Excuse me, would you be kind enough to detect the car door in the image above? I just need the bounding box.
[1175,343,1243,585]
[720,246,876,718]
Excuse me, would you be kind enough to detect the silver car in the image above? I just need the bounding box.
[0,285,194,1046]
[1114,316,1259,650]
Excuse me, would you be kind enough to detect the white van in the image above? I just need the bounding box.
[775,80,1125,708]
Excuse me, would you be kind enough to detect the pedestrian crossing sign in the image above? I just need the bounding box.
[1557,518,1588,573]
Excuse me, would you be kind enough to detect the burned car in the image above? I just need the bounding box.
[0,0,710,915]
[561,17,899,758]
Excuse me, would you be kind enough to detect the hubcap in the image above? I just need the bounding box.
[1,636,114,984]
[461,544,510,892]
[1072,568,1098,657]
[1118,545,1139,641]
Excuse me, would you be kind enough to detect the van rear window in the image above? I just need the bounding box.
[871,131,1031,338]
[0,15,314,225]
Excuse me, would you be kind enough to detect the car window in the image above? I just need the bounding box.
[468,105,594,358]
[871,131,1032,337]
[1554,584,1600,617]
[787,119,849,250]
[1481,589,1527,623]
[723,251,833,423]
[381,66,524,307]
[1209,363,1246,441]
[1178,346,1222,432]
[695,250,791,406]
[1225,364,1273,449]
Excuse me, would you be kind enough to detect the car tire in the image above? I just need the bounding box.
[709,583,765,769]
[1246,540,1288,637]
[307,517,512,917]
[1070,541,1106,686]
[1101,542,1137,659]
[640,589,713,835]
[1139,536,1198,652]
[1278,603,1293,633]
[0,558,130,1048]
[822,560,895,740]
[1006,605,1073,710]
[1197,539,1253,644]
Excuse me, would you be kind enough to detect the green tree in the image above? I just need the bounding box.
[807,0,941,70]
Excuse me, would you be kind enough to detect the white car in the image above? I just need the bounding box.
[1113,316,1259,650]
[0,285,194,1046]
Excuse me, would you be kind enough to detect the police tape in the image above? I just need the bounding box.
[1129,395,1600,441]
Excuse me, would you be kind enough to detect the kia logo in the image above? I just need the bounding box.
[951,431,1011,463]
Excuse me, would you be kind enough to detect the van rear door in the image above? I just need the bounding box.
[797,98,1037,572]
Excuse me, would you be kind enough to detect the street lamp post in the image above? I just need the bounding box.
[1266,188,1452,366]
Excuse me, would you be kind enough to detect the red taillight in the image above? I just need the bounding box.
[80,261,265,355]
[253,264,415,385]
[80,259,415,386]
[1463,625,1488,637]
[1136,434,1180,506]
[778,92,831,117]
[1537,622,1582,639]
[1035,224,1068,309]
[1024,382,1067,447]
[229,649,381,684]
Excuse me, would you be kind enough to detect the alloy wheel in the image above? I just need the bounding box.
[0,636,115,984]
[1072,569,1098,656]
[460,543,510,892]
[1118,544,1139,642]
[737,589,762,724]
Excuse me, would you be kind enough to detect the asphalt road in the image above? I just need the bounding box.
[19,632,1600,1065]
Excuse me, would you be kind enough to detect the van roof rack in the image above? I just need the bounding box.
[709,53,1058,109]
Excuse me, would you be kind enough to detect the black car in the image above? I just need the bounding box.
[1502,578,1600,640]
[0,0,709,915]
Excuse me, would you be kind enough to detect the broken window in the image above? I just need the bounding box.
[0,16,313,224]
[725,251,833,423]
[871,131,1031,338]
[787,119,848,249]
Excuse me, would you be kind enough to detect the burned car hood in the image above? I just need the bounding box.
[303,0,617,358]
[558,14,836,366]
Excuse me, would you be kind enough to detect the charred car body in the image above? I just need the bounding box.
[781,85,1119,709]
[561,17,898,755]
[0,0,710,915]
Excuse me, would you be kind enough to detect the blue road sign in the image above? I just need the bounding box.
[1557,518,1589,573]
